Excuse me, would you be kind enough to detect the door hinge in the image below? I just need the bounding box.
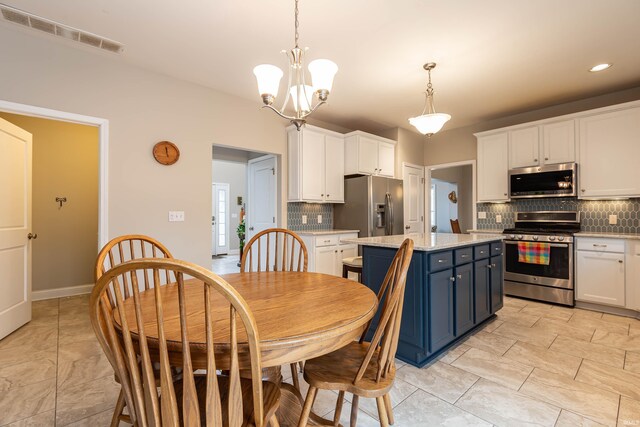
[271,168,275,175]
[421,177,425,184]
[421,216,424,222]
[273,216,275,222]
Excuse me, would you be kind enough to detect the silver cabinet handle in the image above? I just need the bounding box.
[593,244,607,248]
[27,233,38,240]
[438,259,445,263]
[504,193,507,196]
[619,260,623,263]
[457,274,462,279]
[461,254,468,258]
[545,157,549,161]
[492,263,496,268]
[581,189,586,193]
[487,264,493,269]
[321,194,324,197]
[480,250,486,254]
[405,225,410,229]
[449,276,455,282]
[534,158,538,162]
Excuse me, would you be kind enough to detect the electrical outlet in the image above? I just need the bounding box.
[317,214,322,224]
[168,211,185,222]
[302,215,308,224]
[496,214,502,223]
[609,214,618,225]
[478,211,487,219]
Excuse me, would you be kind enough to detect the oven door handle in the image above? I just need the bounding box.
[504,241,570,248]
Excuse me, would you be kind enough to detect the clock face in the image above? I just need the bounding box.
[153,141,180,165]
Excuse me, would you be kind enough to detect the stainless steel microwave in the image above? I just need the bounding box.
[509,162,577,199]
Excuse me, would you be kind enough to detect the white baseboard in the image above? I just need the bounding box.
[32,283,94,301]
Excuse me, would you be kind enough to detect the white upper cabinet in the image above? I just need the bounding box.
[509,122,576,169]
[344,131,396,178]
[578,106,640,198]
[509,126,540,168]
[542,120,575,165]
[477,133,509,202]
[288,125,345,203]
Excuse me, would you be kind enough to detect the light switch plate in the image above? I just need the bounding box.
[317,214,322,224]
[609,214,618,225]
[168,211,185,222]
[478,212,487,219]
[302,215,308,224]
[496,214,502,223]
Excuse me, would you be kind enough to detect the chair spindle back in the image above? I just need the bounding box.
[240,228,308,273]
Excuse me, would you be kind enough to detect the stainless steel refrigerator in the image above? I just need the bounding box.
[334,175,404,237]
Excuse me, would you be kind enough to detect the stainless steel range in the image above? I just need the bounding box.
[503,211,581,306]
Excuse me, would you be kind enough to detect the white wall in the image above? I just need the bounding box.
[0,26,288,270]
[431,165,473,233]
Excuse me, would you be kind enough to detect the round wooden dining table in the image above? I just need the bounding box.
[117,271,378,426]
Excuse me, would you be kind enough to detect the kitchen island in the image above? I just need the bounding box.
[343,233,504,367]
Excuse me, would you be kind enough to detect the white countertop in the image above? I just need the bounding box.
[467,229,504,234]
[295,229,359,236]
[342,232,504,252]
[575,232,640,240]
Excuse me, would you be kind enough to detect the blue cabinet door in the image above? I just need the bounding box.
[490,255,504,312]
[474,258,491,323]
[455,263,474,336]
[362,246,426,364]
[428,269,455,353]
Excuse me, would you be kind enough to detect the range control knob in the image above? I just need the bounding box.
[509,234,516,239]
[549,236,557,241]
[532,236,539,241]
[517,235,523,240]
[558,236,565,241]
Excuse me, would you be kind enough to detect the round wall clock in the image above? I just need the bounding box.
[152,141,180,165]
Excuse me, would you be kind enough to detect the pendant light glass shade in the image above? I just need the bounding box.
[409,113,451,136]
[308,59,338,93]
[290,85,314,112]
[253,64,284,99]
[409,62,451,137]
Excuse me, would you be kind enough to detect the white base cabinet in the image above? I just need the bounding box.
[626,241,640,311]
[301,232,358,277]
[576,237,626,308]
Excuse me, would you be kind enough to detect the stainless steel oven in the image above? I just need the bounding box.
[503,211,580,306]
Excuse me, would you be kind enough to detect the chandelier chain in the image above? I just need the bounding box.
[294,0,299,48]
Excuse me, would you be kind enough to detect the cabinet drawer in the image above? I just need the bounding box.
[315,235,340,247]
[491,242,503,255]
[576,238,624,253]
[474,245,491,259]
[455,247,473,264]
[429,251,453,271]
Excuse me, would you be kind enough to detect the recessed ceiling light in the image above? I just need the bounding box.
[589,63,612,72]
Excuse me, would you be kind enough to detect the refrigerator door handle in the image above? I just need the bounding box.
[385,192,393,235]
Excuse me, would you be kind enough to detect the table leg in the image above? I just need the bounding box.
[264,366,342,427]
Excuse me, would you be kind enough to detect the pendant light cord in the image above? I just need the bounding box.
[294,0,300,48]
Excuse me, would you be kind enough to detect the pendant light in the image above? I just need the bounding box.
[409,63,451,137]
[253,0,338,130]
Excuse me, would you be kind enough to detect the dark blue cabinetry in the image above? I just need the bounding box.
[362,240,504,367]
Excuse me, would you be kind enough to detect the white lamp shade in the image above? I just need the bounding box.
[290,85,314,112]
[409,113,451,136]
[308,59,338,93]
[253,64,283,97]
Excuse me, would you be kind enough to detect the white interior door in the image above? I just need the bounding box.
[0,117,32,340]
[212,183,230,256]
[247,155,277,242]
[402,163,424,233]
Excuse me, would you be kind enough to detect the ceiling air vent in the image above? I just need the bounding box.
[0,3,124,53]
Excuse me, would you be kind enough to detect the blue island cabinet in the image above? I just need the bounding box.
[362,240,504,367]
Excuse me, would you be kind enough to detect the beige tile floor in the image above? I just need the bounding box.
[2,291,640,426]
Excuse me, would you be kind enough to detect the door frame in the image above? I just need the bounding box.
[212,182,230,256]
[425,160,477,234]
[0,100,108,248]
[247,154,279,241]
[402,161,425,233]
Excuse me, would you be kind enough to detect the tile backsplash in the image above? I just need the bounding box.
[288,202,333,231]
[477,198,640,233]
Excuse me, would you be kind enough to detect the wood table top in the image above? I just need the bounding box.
[117,271,378,368]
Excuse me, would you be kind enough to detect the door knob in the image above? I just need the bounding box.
[405,225,410,229]
[249,227,254,231]
[28,233,38,240]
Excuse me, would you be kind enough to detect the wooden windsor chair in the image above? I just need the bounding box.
[450,219,462,234]
[94,234,174,426]
[297,239,414,427]
[240,228,309,391]
[90,258,280,427]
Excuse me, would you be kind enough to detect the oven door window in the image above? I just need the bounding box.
[505,242,570,279]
